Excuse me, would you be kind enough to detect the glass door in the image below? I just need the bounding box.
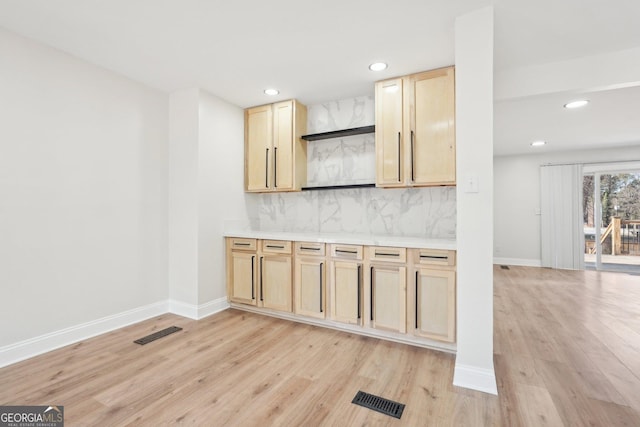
[584,172,640,272]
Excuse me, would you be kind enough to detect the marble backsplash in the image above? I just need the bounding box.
[307,96,376,187]
[247,96,456,239]
[255,186,456,238]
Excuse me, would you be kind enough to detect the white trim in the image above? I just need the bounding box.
[0,301,169,368]
[493,257,542,267]
[168,297,230,320]
[453,363,498,395]
[168,300,198,319]
[583,160,640,174]
[197,297,230,319]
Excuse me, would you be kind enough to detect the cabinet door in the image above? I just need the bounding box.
[260,255,292,312]
[331,261,361,324]
[410,67,456,186]
[369,265,406,333]
[272,100,294,191]
[295,258,325,319]
[414,267,455,342]
[375,78,404,187]
[230,252,256,305]
[245,105,272,191]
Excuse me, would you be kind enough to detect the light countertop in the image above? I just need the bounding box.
[223,230,456,250]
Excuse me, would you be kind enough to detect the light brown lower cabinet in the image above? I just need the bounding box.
[227,238,456,345]
[330,260,362,324]
[413,268,456,342]
[230,251,257,305]
[410,248,456,343]
[259,255,292,312]
[227,238,258,306]
[365,246,407,334]
[368,263,407,334]
[259,240,293,312]
[226,238,292,313]
[294,242,326,318]
[329,244,363,325]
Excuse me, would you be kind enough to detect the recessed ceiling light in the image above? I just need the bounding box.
[264,88,279,96]
[564,100,589,109]
[530,140,546,147]
[369,62,388,71]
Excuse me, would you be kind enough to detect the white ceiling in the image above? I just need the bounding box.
[495,86,640,156]
[1,0,640,154]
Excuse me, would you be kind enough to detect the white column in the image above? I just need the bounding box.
[453,6,497,394]
[169,89,249,319]
[168,89,200,309]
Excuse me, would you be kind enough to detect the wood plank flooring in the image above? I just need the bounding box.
[1,266,639,426]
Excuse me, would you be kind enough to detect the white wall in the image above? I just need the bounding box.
[0,28,169,346]
[198,91,251,303]
[453,6,497,394]
[494,146,640,266]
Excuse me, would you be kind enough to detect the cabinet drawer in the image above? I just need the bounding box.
[230,238,257,251]
[262,240,292,254]
[415,249,456,267]
[330,244,363,260]
[295,242,326,256]
[368,246,406,263]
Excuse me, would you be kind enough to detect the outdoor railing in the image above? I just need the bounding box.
[586,218,640,256]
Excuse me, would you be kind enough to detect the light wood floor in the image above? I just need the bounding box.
[1,266,639,426]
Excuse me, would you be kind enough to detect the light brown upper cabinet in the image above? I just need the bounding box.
[244,100,307,192]
[375,66,456,187]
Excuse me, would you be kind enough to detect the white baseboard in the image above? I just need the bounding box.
[168,297,229,320]
[0,297,232,368]
[196,297,230,319]
[493,257,542,267]
[453,363,498,395]
[0,300,169,369]
[168,300,199,319]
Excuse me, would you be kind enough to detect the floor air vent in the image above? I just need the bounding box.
[500,265,510,270]
[351,390,405,419]
[134,326,182,345]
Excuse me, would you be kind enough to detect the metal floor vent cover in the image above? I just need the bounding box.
[351,390,405,419]
[134,326,183,345]
[500,265,510,270]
